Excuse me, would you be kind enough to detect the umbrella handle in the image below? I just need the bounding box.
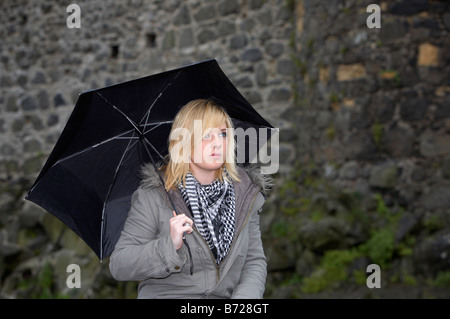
[142,140,194,275]
[184,238,194,276]
[182,222,191,240]
[182,223,193,275]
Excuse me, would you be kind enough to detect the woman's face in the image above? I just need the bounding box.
[190,123,228,173]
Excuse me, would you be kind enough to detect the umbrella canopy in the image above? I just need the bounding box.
[25,59,274,260]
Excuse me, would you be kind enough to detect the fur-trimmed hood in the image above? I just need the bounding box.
[139,162,272,196]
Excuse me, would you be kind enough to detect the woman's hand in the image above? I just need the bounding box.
[170,211,193,250]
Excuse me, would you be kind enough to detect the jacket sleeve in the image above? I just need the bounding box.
[231,194,267,299]
[109,188,187,281]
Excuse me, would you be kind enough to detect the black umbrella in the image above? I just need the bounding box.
[25,59,274,260]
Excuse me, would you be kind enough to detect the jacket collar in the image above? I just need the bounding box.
[139,163,270,232]
[139,162,272,194]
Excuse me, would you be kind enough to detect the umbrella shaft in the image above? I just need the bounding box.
[140,139,178,214]
[141,136,194,275]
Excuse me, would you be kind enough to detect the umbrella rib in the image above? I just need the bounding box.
[95,91,142,134]
[143,137,165,161]
[138,71,183,163]
[141,70,182,127]
[115,136,139,140]
[52,129,136,167]
[143,120,173,135]
[142,92,162,127]
[100,130,139,260]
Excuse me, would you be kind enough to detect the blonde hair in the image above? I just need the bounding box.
[162,99,240,191]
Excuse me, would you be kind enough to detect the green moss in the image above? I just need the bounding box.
[397,236,415,257]
[403,273,417,286]
[270,220,297,241]
[360,228,395,268]
[360,194,402,267]
[301,249,361,293]
[424,214,442,232]
[272,160,419,295]
[381,69,402,86]
[281,205,300,216]
[281,273,302,286]
[374,193,389,216]
[37,263,55,298]
[18,263,70,299]
[353,269,367,285]
[433,271,450,287]
[339,46,348,55]
[325,124,336,141]
[285,0,296,12]
[371,122,383,148]
[329,92,339,103]
[291,55,307,78]
[306,38,315,49]
[300,225,396,293]
[310,210,324,222]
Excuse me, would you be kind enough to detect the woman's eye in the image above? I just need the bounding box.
[203,133,211,140]
[220,132,227,138]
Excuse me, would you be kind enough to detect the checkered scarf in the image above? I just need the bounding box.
[179,171,236,265]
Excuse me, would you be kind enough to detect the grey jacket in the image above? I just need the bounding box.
[109,164,269,299]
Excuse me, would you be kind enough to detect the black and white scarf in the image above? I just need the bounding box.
[179,171,236,265]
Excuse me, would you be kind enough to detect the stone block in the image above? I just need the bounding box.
[339,161,360,180]
[442,158,450,179]
[420,185,450,210]
[382,124,414,158]
[380,20,408,43]
[268,88,291,102]
[369,163,399,189]
[242,48,263,62]
[400,98,429,122]
[20,95,37,111]
[179,28,194,49]
[229,34,247,50]
[173,5,191,25]
[418,43,440,67]
[218,0,239,16]
[197,29,216,44]
[217,20,236,36]
[390,0,428,16]
[194,4,216,22]
[420,131,450,157]
[344,131,377,160]
[337,64,366,81]
[265,42,284,58]
[53,93,66,108]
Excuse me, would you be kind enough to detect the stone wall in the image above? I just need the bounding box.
[262,0,450,298]
[0,0,295,298]
[0,0,295,179]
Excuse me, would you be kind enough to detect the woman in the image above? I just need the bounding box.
[109,99,269,298]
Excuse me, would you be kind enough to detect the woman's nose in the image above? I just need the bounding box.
[211,133,222,147]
